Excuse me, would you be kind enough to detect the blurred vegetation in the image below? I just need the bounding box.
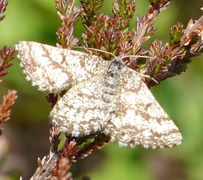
[0,0,202,179]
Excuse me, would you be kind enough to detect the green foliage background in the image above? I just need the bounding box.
[0,0,203,179]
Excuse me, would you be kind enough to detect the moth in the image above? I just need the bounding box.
[16,41,182,149]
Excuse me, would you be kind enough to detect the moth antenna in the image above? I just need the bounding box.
[75,46,157,83]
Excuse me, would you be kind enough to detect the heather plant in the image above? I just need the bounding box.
[0,0,16,145]
[0,0,17,179]
[0,0,203,179]
[30,0,202,179]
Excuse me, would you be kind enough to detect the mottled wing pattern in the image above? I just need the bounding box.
[16,41,110,93]
[50,60,125,137]
[16,41,182,149]
[104,67,182,148]
[50,58,182,148]
[50,75,109,137]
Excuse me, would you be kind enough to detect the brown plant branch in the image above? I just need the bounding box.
[0,46,15,77]
[75,133,111,160]
[55,0,80,49]
[0,0,8,21]
[0,90,17,135]
[146,15,203,86]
